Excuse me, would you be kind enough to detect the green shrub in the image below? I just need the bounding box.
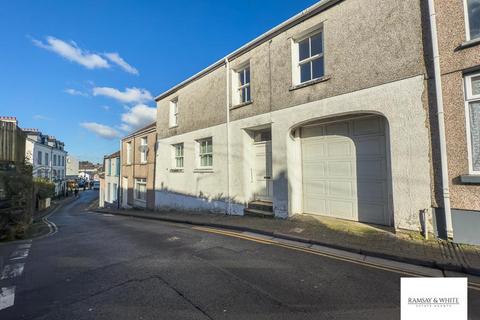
[33,178,55,200]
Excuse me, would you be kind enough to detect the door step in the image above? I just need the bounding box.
[244,201,274,218]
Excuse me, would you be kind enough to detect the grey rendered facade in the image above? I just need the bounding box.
[154,0,438,234]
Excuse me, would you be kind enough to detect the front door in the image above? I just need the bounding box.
[253,141,273,201]
[122,177,128,207]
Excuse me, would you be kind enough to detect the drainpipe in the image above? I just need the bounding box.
[225,58,232,214]
[428,0,452,236]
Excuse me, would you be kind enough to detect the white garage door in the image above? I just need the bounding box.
[301,116,389,226]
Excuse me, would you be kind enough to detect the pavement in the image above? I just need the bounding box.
[0,190,479,319]
[94,207,480,276]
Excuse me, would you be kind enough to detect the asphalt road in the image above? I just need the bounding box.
[0,190,479,320]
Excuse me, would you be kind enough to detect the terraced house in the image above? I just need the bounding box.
[428,0,480,244]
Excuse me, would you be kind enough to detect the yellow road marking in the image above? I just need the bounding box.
[192,226,480,292]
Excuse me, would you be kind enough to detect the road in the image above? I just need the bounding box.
[0,190,479,319]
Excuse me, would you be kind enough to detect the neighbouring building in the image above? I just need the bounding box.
[66,155,79,178]
[120,123,156,210]
[79,161,102,181]
[24,128,67,196]
[99,151,120,208]
[0,116,27,209]
[153,0,435,235]
[427,0,480,244]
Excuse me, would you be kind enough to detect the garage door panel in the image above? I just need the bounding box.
[358,202,386,225]
[327,161,354,177]
[353,117,382,136]
[302,163,326,178]
[326,122,349,136]
[355,137,385,156]
[357,181,385,202]
[357,159,386,179]
[329,201,355,220]
[301,116,389,226]
[304,180,327,195]
[329,181,354,197]
[327,140,354,157]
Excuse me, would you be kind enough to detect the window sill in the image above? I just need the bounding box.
[459,174,480,184]
[457,38,480,51]
[193,168,214,173]
[230,100,253,110]
[289,75,331,91]
[169,168,184,173]
[169,125,179,129]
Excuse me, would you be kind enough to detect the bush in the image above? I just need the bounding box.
[33,178,55,200]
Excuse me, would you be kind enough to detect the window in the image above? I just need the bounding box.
[465,0,480,40]
[126,142,132,164]
[45,153,49,166]
[134,178,147,201]
[116,158,120,176]
[38,151,42,165]
[107,183,111,202]
[106,159,111,175]
[173,143,184,168]
[140,137,148,163]
[198,138,213,168]
[235,66,251,105]
[293,31,324,84]
[53,154,57,166]
[169,98,178,127]
[465,73,480,174]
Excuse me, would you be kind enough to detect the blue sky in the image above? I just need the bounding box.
[0,0,317,163]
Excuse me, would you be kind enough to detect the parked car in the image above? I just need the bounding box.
[93,181,100,190]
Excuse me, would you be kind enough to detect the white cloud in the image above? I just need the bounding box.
[92,87,152,104]
[121,104,156,130]
[80,122,120,139]
[104,52,139,75]
[33,114,51,121]
[64,88,88,97]
[117,123,132,132]
[32,36,109,69]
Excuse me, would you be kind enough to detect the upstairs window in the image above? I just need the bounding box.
[45,153,49,166]
[466,0,480,40]
[173,143,184,168]
[465,73,480,174]
[234,66,251,105]
[198,138,213,168]
[38,151,42,165]
[140,137,148,163]
[53,154,57,166]
[169,98,178,128]
[293,31,324,84]
[126,141,132,164]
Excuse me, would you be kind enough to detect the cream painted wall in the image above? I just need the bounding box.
[155,75,431,230]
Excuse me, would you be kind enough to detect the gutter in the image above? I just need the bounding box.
[225,58,231,214]
[428,0,452,235]
[154,0,344,102]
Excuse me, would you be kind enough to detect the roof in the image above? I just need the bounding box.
[122,122,156,140]
[154,0,342,102]
[104,151,120,159]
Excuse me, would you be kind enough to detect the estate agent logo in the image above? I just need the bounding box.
[401,278,467,319]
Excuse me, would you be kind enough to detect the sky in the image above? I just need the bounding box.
[0,0,317,163]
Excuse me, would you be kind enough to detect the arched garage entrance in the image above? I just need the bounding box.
[300,114,391,226]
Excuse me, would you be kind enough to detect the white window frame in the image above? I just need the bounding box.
[291,27,325,85]
[169,98,178,128]
[140,137,148,164]
[172,143,184,169]
[126,141,132,165]
[134,178,147,202]
[464,72,480,174]
[464,0,480,41]
[197,137,213,168]
[232,64,251,106]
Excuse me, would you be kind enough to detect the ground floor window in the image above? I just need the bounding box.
[112,183,117,201]
[465,73,480,173]
[197,137,213,168]
[134,178,147,201]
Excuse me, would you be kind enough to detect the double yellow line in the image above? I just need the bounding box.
[192,226,480,292]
